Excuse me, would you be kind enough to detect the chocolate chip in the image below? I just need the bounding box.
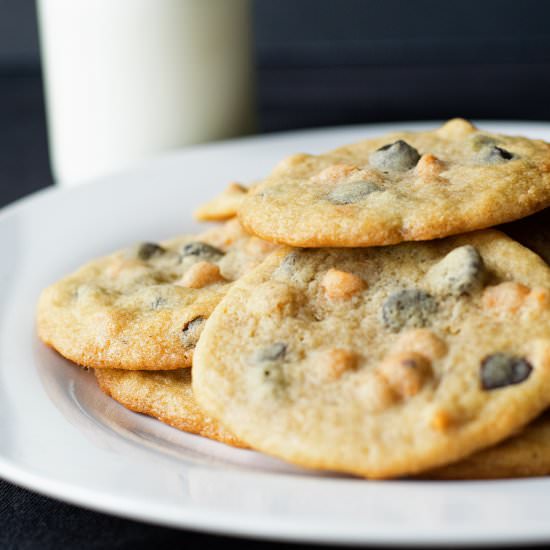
[255,362,286,392]
[326,180,381,205]
[248,343,288,392]
[181,242,225,261]
[180,316,206,348]
[480,353,533,390]
[382,289,438,332]
[483,145,515,163]
[370,140,420,172]
[254,342,287,362]
[136,242,166,261]
[425,245,486,296]
[274,250,316,282]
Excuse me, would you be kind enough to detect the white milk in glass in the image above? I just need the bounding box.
[37,0,255,186]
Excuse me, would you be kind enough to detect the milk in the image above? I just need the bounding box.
[37,0,255,186]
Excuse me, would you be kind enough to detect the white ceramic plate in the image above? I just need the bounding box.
[3,121,550,547]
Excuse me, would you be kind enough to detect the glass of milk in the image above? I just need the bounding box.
[37,0,255,186]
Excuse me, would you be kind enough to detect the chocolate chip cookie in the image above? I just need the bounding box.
[37,219,277,370]
[239,119,550,247]
[193,230,550,478]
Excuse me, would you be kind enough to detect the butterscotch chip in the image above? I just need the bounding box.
[239,119,550,247]
[415,153,446,182]
[355,372,397,413]
[378,352,432,398]
[314,163,361,184]
[178,261,225,289]
[526,287,550,311]
[482,281,531,314]
[322,348,358,380]
[392,329,447,361]
[430,409,453,432]
[193,230,550,478]
[436,117,476,139]
[321,268,366,300]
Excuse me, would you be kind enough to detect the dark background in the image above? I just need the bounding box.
[2,0,550,548]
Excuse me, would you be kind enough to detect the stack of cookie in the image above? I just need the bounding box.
[38,119,550,479]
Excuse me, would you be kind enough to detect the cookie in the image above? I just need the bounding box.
[194,182,249,222]
[95,368,246,448]
[423,412,550,479]
[37,219,277,370]
[193,230,550,478]
[251,154,550,478]
[501,208,550,264]
[420,218,550,479]
[238,119,550,247]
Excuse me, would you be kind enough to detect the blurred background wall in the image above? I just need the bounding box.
[254,0,550,129]
[1,0,550,196]
[3,0,550,129]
